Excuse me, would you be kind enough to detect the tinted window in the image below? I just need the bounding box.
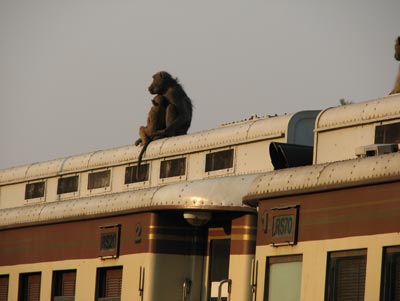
[375,122,400,144]
[325,249,366,301]
[125,164,149,184]
[25,182,45,199]
[88,170,110,190]
[160,158,186,178]
[381,246,400,301]
[205,149,234,172]
[57,176,79,194]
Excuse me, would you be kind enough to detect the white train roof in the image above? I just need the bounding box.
[0,174,257,229]
[315,94,400,132]
[0,111,318,185]
[244,151,400,205]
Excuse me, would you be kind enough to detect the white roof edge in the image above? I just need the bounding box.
[244,151,400,203]
[0,113,303,185]
[315,94,400,132]
[0,174,257,229]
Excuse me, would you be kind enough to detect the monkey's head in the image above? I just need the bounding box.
[148,71,174,95]
[395,36,400,61]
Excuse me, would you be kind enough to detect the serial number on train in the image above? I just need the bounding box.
[272,215,294,237]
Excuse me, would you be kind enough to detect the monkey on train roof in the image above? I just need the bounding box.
[135,71,193,179]
[390,36,400,95]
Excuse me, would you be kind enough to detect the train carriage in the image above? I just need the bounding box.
[0,111,317,301]
[1,94,400,301]
[243,94,400,301]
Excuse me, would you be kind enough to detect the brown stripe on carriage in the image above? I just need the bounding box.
[206,214,257,255]
[256,181,400,246]
[0,211,207,266]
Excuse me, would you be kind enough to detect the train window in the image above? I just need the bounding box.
[96,266,123,301]
[125,164,149,184]
[160,158,186,178]
[19,272,41,301]
[57,175,79,194]
[25,182,45,200]
[0,275,9,301]
[52,270,76,301]
[88,170,110,190]
[325,249,366,301]
[205,149,234,172]
[380,246,400,301]
[264,255,302,301]
[375,122,400,144]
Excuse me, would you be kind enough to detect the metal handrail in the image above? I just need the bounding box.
[138,266,145,301]
[182,278,192,301]
[217,279,232,301]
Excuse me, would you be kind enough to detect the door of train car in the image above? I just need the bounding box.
[146,211,256,301]
[204,213,257,301]
[208,237,231,301]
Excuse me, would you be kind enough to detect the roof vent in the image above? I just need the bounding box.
[355,144,399,158]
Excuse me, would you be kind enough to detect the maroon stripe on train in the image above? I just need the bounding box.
[256,181,400,246]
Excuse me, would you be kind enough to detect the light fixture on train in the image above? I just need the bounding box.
[183,211,212,226]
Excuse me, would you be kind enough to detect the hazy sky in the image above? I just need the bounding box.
[1,0,400,169]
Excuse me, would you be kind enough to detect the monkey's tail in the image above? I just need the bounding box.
[136,140,151,181]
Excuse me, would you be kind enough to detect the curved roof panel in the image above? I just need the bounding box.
[315,94,400,132]
[0,174,257,229]
[0,113,301,185]
[244,151,400,205]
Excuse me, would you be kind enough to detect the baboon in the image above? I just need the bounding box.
[135,95,168,146]
[135,95,168,179]
[148,71,193,137]
[390,36,400,95]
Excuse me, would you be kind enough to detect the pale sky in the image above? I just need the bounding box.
[1,0,400,169]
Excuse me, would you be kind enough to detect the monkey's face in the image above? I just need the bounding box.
[148,71,172,95]
[395,37,400,61]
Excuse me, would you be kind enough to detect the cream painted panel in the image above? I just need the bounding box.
[0,253,207,301]
[315,125,375,164]
[235,139,286,175]
[255,233,400,301]
[112,165,127,192]
[229,254,254,301]
[186,152,205,181]
[0,254,152,301]
[45,177,58,203]
[0,183,25,209]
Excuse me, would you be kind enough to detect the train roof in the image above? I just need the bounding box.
[244,151,400,206]
[315,94,400,132]
[0,174,257,229]
[0,111,318,185]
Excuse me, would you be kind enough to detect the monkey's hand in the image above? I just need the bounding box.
[134,138,142,146]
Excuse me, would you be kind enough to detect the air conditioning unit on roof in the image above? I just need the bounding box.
[355,144,399,158]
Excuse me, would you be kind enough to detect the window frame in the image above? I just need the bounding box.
[0,275,9,301]
[24,180,46,204]
[159,156,187,182]
[87,169,112,193]
[375,121,400,144]
[57,175,80,199]
[52,269,77,301]
[264,254,303,301]
[95,266,123,301]
[325,249,367,301]
[205,148,235,174]
[18,272,42,301]
[124,163,150,187]
[380,245,400,301]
